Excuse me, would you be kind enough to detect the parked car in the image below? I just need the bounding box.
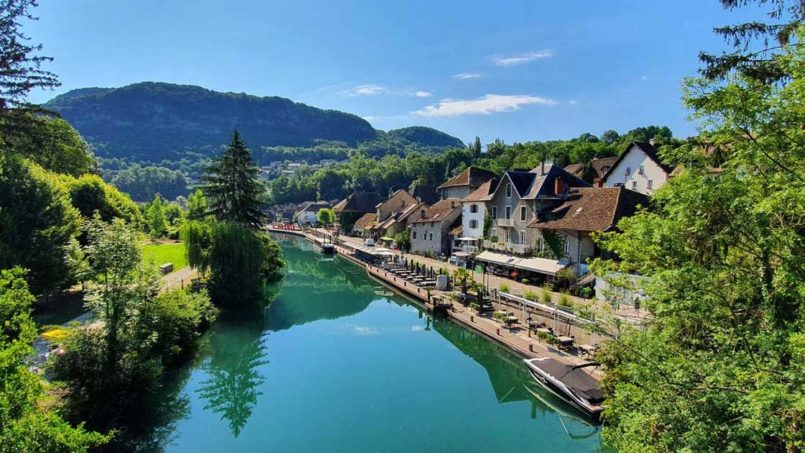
[364,238,375,247]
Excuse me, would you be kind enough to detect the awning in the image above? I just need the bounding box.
[514,257,568,276]
[452,251,471,258]
[475,251,522,267]
[374,247,395,256]
[457,237,481,242]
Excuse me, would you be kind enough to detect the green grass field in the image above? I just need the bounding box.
[142,242,187,273]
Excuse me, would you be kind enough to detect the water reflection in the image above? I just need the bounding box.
[197,310,268,437]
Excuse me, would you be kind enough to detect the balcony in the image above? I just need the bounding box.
[483,240,532,255]
[495,218,514,228]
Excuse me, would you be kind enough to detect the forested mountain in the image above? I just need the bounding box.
[43,82,463,161]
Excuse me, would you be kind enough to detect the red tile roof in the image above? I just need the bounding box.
[529,187,649,232]
[437,166,497,190]
[412,199,462,224]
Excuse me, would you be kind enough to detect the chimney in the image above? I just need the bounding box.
[554,177,564,195]
[450,200,456,208]
[541,160,545,175]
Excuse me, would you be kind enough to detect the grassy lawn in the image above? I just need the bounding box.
[142,241,187,273]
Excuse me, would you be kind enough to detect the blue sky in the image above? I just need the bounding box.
[25,0,765,144]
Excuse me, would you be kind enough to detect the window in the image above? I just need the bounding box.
[631,181,638,190]
[564,238,570,255]
[520,206,526,221]
[647,180,653,189]
[625,167,631,176]
[537,238,544,251]
[491,228,497,239]
[412,231,417,239]
[638,165,645,175]
[506,184,512,198]
[470,204,478,213]
[519,230,526,244]
[505,206,511,219]
[492,206,497,218]
[504,229,510,243]
[469,220,478,229]
[429,233,433,240]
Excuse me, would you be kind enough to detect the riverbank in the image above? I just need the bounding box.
[268,226,599,375]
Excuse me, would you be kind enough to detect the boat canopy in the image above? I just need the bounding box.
[531,359,604,404]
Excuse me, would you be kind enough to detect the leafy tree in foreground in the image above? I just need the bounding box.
[0,267,108,451]
[201,130,265,228]
[316,207,335,227]
[593,27,805,452]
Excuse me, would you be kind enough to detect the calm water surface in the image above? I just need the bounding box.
[138,236,604,452]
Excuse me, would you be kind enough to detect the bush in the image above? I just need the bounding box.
[499,282,510,293]
[524,290,538,301]
[141,288,218,364]
[559,292,573,308]
[540,286,552,304]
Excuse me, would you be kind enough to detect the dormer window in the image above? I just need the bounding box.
[638,165,644,175]
[625,167,632,176]
[505,184,512,198]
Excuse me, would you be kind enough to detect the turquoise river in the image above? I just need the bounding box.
[131,235,605,451]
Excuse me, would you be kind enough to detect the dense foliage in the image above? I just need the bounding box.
[0,268,108,452]
[109,163,188,202]
[0,153,80,296]
[593,25,805,452]
[268,126,679,204]
[49,218,217,433]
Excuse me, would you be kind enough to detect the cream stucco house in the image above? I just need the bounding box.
[601,141,673,195]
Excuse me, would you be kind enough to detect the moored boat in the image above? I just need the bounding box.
[523,357,604,420]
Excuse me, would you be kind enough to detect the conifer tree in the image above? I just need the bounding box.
[201,130,265,229]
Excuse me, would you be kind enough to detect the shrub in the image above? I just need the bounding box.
[524,290,538,301]
[469,302,480,312]
[499,282,510,293]
[540,286,552,304]
[559,292,573,308]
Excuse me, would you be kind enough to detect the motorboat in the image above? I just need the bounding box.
[523,357,604,420]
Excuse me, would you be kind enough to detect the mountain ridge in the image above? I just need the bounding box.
[44,82,464,161]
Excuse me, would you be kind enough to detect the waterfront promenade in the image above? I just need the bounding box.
[269,226,603,375]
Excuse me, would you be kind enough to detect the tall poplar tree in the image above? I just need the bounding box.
[201,130,264,229]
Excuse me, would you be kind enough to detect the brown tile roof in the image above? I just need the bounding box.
[353,212,378,230]
[333,192,381,213]
[589,156,618,179]
[564,163,585,177]
[528,187,649,232]
[462,179,497,202]
[412,199,462,224]
[376,189,418,211]
[437,166,497,190]
[377,202,425,229]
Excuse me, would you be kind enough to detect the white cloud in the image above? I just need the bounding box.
[343,84,386,96]
[452,72,483,80]
[415,90,433,98]
[568,100,578,105]
[493,50,553,67]
[353,326,380,336]
[414,94,557,117]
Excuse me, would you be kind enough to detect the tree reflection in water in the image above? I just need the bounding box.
[197,308,268,437]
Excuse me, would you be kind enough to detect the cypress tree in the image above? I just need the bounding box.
[201,130,264,228]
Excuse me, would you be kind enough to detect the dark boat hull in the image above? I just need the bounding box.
[525,364,602,422]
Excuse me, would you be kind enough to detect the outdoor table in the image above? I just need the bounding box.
[578,344,596,356]
[536,327,552,335]
[556,336,574,348]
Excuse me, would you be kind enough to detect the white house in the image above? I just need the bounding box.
[601,141,672,195]
[295,201,331,226]
[410,199,462,255]
[456,179,496,253]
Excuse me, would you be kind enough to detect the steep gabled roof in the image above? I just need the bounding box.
[589,156,618,179]
[353,212,378,231]
[601,142,673,183]
[409,182,440,204]
[437,166,497,190]
[528,187,649,232]
[564,163,585,178]
[333,191,381,214]
[296,201,331,213]
[412,199,462,224]
[462,179,498,202]
[376,189,418,211]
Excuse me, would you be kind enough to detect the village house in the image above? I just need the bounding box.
[482,164,590,255]
[528,187,650,274]
[436,166,497,199]
[409,199,462,256]
[601,141,672,195]
[564,156,619,186]
[333,191,381,233]
[454,178,497,255]
[352,189,421,238]
[294,201,331,226]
